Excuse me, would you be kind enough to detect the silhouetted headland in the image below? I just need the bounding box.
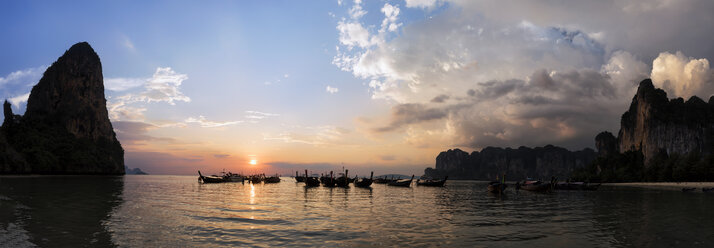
[0,42,124,174]
[426,79,714,182]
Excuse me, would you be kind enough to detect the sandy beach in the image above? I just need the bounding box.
[604,182,714,191]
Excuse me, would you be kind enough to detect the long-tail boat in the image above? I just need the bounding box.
[518,178,555,192]
[388,175,414,187]
[295,171,306,182]
[487,181,507,193]
[222,172,244,182]
[264,174,281,183]
[354,171,374,188]
[321,171,337,187]
[417,176,448,187]
[305,169,321,187]
[336,169,350,187]
[198,170,225,183]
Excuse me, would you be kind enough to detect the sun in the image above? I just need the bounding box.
[249,159,257,165]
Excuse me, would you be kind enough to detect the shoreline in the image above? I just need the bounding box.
[604,182,714,191]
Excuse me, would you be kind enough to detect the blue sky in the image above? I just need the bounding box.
[2,0,714,175]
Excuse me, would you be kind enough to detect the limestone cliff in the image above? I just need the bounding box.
[424,145,597,180]
[616,79,714,163]
[0,42,124,174]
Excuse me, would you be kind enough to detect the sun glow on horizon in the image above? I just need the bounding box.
[249,159,257,165]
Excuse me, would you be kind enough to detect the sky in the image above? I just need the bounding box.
[1,0,714,175]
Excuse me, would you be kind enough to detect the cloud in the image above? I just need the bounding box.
[326,85,339,94]
[380,3,402,33]
[184,115,243,128]
[0,66,46,86]
[121,35,136,52]
[8,92,30,110]
[105,77,146,91]
[348,0,366,19]
[430,94,449,103]
[0,66,46,113]
[380,155,396,161]
[337,21,375,49]
[263,125,350,146]
[244,110,279,121]
[405,0,440,9]
[107,67,190,122]
[374,103,449,133]
[333,1,714,151]
[214,154,230,158]
[112,121,176,145]
[650,51,712,98]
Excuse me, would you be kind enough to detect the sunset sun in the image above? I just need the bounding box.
[249,159,257,165]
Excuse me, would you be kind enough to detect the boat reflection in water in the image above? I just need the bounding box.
[0,176,124,247]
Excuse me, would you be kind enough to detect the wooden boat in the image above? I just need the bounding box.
[222,172,244,182]
[249,175,263,184]
[417,176,448,187]
[487,181,507,193]
[198,170,225,183]
[304,170,321,187]
[388,175,414,187]
[354,172,374,188]
[703,187,714,192]
[264,175,281,183]
[294,171,306,182]
[582,183,601,191]
[321,171,337,187]
[518,180,553,192]
[682,187,697,192]
[336,169,350,187]
[373,176,392,184]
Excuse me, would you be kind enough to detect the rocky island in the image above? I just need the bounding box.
[0,42,124,174]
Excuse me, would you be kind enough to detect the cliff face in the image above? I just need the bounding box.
[0,42,124,174]
[425,145,597,180]
[616,79,714,163]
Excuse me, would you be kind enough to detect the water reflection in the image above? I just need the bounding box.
[0,176,124,247]
[3,176,713,247]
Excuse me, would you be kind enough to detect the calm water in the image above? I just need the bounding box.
[1,175,713,247]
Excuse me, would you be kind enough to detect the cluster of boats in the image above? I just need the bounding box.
[294,170,448,188]
[197,171,280,184]
[487,177,601,194]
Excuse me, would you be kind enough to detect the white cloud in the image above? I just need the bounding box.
[263,125,350,146]
[184,115,243,128]
[107,67,190,122]
[138,67,191,105]
[326,85,340,94]
[405,0,439,9]
[121,35,136,52]
[8,92,30,110]
[0,66,46,86]
[244,110,279,121]
[349,0,367,19]
[337,21,376,49]
[651,51,712,98]
[105,77,146,91]
[380,3,402,33]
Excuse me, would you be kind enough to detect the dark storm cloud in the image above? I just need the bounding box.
[430,94,450,103]
[373,103,449,133]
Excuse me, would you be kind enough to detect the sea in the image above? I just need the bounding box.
[1,175,713,247]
